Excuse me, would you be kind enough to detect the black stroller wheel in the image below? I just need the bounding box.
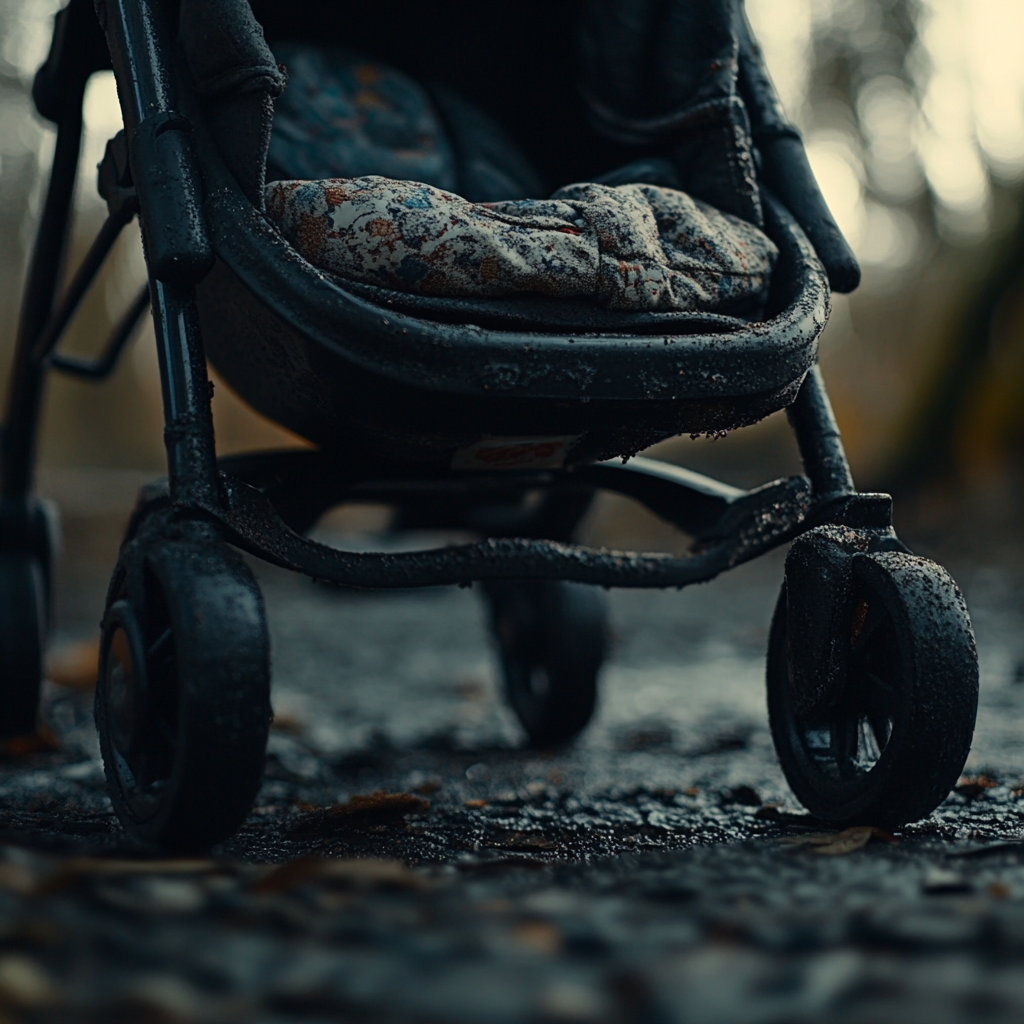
[486,580,607,748]
[768,550,978,827]
[0,553,46,738]
[96,528,270,853]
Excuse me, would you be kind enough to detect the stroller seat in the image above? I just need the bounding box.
[182,9,832,468]
[195,134,828,466]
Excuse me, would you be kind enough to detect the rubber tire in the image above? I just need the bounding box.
[0,554,46,738]
[488,580,607,748]
[767,550,978,827]
[96,531,270,853]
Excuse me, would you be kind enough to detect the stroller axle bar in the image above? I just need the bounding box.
[206,471,814,591]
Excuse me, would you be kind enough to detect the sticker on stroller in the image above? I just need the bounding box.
[452,435,581,471]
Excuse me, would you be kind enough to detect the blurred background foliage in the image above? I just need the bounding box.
[0,0,1022,531]
[745,0,1024,502]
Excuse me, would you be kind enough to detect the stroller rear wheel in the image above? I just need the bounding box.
[0,553,47,738]
[486,580,607,748]
[768,548,978,827]
[96,521,270,853]
[0,500,53,738]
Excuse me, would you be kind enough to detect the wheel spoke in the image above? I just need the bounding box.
[864,670,897,699]
[861,668,895,748]
[858,716,880,764]
[148,626,173,660]
[830,713,859,778]
[867,708,891,750]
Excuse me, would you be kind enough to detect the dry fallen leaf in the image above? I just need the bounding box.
[269,712,305,736]
[251,856,420,893]
[46,640,99,691]
[286,791,429,835]
[60,858,217,876]
[0,728,60,759]
[0,863,38,896]
[35,858,218,895]
[0,955,55,1009]
[486,830,558,852]
[956,775,998,799]
[511,920,562,955]
[778,826,897,855]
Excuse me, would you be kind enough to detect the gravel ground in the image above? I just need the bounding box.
[2,483,1024,1022]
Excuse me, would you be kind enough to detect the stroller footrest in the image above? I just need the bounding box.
[205,474,812,591]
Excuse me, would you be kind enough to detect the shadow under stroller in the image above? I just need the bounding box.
[0,0,978,852]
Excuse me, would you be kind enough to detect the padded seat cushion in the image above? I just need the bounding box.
[265,176,779,316]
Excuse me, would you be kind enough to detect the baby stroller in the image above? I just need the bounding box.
[1,0,978,852]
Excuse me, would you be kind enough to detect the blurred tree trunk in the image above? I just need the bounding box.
[882,199,1024,493]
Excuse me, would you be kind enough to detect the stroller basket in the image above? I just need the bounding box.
[0,0,979,853]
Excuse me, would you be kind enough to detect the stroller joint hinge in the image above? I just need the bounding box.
[811,492,893,531]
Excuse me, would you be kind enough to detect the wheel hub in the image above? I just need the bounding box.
[101,601,149,761]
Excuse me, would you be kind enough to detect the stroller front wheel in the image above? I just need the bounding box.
[96,523,270,853]
[486,580,607,748]
[768,549,978,827]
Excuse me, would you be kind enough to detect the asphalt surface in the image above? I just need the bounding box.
[2,480,1024,1022]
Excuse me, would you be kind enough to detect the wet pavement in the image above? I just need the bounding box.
[4,478,1024,1021]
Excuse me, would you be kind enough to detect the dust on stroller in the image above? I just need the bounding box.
[0,0,978,851]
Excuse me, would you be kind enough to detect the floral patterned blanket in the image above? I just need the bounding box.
[265,176,778,315]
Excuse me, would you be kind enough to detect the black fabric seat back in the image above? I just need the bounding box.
[179,0,860,291]
[247,0,625,192]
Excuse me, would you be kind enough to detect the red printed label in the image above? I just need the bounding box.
[451,435,580,471]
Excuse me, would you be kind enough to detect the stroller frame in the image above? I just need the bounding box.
[0,0,977,852]
[7,0,887,585]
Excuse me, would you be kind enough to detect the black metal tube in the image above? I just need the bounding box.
[149,280,220,506]
[787,363,856,500]
[49,284,150,380]
[2,95,85,500]
[101,0,220,507]
[99,0,174,135]
[210,474,813,591]
[30,206,134,364]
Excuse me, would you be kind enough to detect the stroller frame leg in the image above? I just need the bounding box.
[787,364,898,534]
[1,91,86,535]
[146,279,220,509]
[0,8,101,737]
[787,363,856,504]
[3,0,222,520]
[100,0,220,509]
